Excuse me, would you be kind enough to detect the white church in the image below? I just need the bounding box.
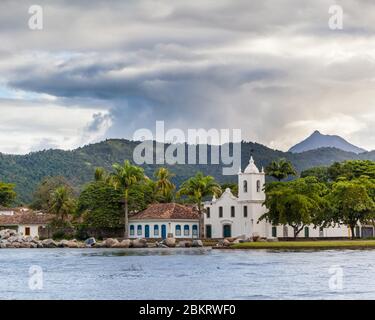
[204,156,356,239]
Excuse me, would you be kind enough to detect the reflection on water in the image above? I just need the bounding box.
[0,248,375,299]
[82,248,210,257]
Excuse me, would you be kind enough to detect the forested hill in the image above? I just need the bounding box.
[0,139,374,204]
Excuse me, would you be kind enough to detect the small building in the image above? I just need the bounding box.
[0,207,53,237]
[129,203,200,239]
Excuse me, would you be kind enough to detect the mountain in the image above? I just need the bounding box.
[1,139,375,204]
[289,130,367,154]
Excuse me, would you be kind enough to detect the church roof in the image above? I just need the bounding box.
[130,203,199,220]
[243,156,260,174]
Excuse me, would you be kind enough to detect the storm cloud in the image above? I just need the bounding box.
[0,0,374,153]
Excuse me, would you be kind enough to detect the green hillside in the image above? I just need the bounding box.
[0,139,374,204]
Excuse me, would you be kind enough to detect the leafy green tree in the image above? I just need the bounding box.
[326,180,375,239]
[154,167,175,203]
[328,160,375,181]
[94,167,108,182]
[0,182,16,207]
[31,176,74,210]
[50,186,76,223]
[301,166,330,183]
[110,160,145,238]
[265,158,297,181]
[77,181,123,228]
[177,172,221,238]
[260,177,329,238]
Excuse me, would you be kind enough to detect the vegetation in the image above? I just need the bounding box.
[50,186,76,223]
[110,160,146,238]
[177,172,221,238]
[325,180,375,238]
[154,167,175,203]
[260,177,329,238]
[266,160,375,238]
[77,180,123,228]
[30,176,75,210]
[1,139,375,204]
[265,158,297,181]
[0,181,16,207]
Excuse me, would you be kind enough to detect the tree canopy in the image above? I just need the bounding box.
[0,182,16,207]
[265,158,297,181]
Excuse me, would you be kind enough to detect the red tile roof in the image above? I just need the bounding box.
[0,212,53,225]
[130,203,199,220]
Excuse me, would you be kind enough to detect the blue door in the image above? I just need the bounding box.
[161,225,167,239]
[145,225,150,238]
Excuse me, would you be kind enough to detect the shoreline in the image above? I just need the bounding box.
[218,240,375,250]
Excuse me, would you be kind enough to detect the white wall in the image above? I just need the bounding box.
[268,224,350,238]
[17,225,40,238]
[128,220,200,239]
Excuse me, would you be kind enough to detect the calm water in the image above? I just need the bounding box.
[1,248,375,299]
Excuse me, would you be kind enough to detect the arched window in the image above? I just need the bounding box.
[243,180,248,193]
[154,225,159,237]
[206,207,210,219]
[219,206,223,218]
[184,225,190,236]
[130,225,135,236]
[256,180,261,192]
[243,206,248,217]
[175,225,181,236]
[137,225,142,236]
[231,206,235,217]
[192,225,198,237]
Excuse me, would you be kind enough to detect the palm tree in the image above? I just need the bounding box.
[50,186,75,223]
[154,167,175,202]
[177,172,221,238]
[110,160,145,239]
[94,167,107,182]
[265,158,297,181]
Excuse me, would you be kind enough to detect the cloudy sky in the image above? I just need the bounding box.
[0,0,374,154]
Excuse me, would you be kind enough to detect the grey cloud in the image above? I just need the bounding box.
[0,0,375,153]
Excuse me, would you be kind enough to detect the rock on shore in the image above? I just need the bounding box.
[0,230,208,249]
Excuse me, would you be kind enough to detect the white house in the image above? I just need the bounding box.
[0,207,53,238]
[204,156,354,239]
[129,203,200,239]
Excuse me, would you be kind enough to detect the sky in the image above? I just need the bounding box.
[0,0,375,154]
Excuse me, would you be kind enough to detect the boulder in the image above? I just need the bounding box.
[58,240,70,248]
[93,242,106,248]
[252,232,260,242]
[164,237,176,248]
[112,239,132,248]
[132,238,147,248]
[67,241,79,248]
[42,239,58,248]
[84,237,96,247]
[178,240,192,248]
[104,238,119,248]
[24,236,33,242]
[223,239,231,247]
[192,240,204,247]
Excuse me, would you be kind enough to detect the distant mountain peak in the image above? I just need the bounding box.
[289,131,367,154]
